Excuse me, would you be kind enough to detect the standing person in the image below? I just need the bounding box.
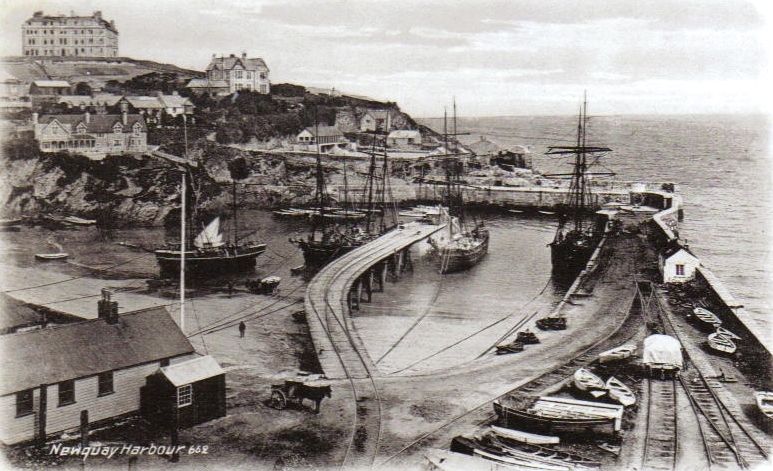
[238,321,246,338]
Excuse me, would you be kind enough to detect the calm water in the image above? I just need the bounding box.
[422,114,772,330]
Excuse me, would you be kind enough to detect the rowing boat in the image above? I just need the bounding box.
[604,376,636,407]
[715,326,741,340]
[63,216,96,225]
[484,434,600,468]
[755,391,773,420]
[473,449,570,471]
[573,368,605,392]
[707,332,736,354]
[425,448,516,471]
[693,307,721,327]
[34,253,69,261]
[496,341,524,355]
[597,344,636,364]
[490,425,559,445]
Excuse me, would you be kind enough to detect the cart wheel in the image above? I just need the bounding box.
[271,390,287,410]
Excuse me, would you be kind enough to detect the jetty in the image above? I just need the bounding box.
[304,220,446,379]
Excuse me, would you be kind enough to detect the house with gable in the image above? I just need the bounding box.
[202,52,270,94]
[658,241,700,283]
[359,109,392,132]
[33,110,147,156]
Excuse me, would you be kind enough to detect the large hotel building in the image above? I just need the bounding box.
[22,11,118,58]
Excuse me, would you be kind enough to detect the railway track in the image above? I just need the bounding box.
[641,378,679,471]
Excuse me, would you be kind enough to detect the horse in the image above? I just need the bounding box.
[290,383,332,413]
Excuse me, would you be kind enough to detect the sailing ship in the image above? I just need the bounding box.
[292,121,395,270]
[428,104,489,274]
[546,95,612,283]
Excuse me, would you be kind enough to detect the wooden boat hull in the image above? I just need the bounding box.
[296,238,367,271]
[493,402,617,438]
[598,345,636,364]
[692,307,721,328]
[573,368,605,392]
[490,425,559,445]
[536,317,567,331]
[35,253,69,261]
[439,229,489,274]
[550,234,595,283]
[605,377,636,407]
[755,392,773,420]
[496,342,524,354]
[155,244,266,278]
[707,332,736,354]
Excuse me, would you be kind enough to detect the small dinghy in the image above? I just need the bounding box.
[538,210,556,216]
[536,317,567,331]
[64,216,96,225]
[707,332,736,354]
[516,329,540,345]
[573,368,605,392]
[490,425,560,445]
[715,326,741,340]
[605,376,636,407]
[508,209,524,214]
[693,307,721,327]
[496,341,524,355]
[35,253,69,261]
[598,344,636,364]
[755,391,773,420]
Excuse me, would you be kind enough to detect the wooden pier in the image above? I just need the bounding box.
[304,221,446,379]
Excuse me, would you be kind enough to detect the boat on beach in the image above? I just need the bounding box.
[715,326,741,340]
[496,341,524,355]
[425,448,520,471]
[693,307,722,327]
[604,376,636,407]
[35,253,69,261]
[516,330,540,345]
[707,332,737,354]
[573,368,605,392]
[536,317,567,331]
[755,391,773,420]
[597,344,636,364]
[63,216,96,225]
[489,425,559,445]
[483,433,600,469]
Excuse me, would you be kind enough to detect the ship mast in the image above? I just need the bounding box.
[311,114,326,237]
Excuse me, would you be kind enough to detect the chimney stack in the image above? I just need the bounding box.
[93,10,102,19]
[122,109,128,125]
[98,289,119,324]
[32,112,38,125]
[229,53,235,58]
[84,111,90,123]
[242,51,247,59]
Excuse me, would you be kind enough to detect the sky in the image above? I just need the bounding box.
[0,0,771,117]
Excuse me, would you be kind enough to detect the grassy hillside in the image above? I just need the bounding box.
[0,56,203,84]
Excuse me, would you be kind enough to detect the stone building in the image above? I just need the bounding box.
[33,111,147,156]
[22,11,118,58]
[202,53,270,94]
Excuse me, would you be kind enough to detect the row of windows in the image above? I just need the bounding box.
[29,20,101,26]
[30,38,103,45]
[25,28,104,35]
[24,48,115,56]
[15,372,113,417]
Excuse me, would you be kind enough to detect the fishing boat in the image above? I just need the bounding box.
[451,436,572,471]
[493,395,622,438]
[483,434,600,469]
[35,253,69,261]
[754,391,773,420]
[546,95,612,284]
[516,330,540,345]
[597,344,636,364]
[154,144,266,278]
[63,216,96,225]
[604,377,636,407]
[490,425,559,445]
[693,307,722,327]
[496,341,524,355]
[707,332,737,354]
[573,368,605,392]
[427,103,489,274]
[538,211,556,216]
[715,326,741,340]
[536,317,567,331]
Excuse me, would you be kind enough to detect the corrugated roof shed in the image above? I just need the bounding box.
[0,306,194,396]
[160,355,224,386]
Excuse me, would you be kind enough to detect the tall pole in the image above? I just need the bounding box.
[179,170,186,333]
[232,180,238,244]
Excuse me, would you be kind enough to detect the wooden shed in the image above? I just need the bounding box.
[140,355,226,429]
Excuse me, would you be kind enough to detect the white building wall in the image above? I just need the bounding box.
[661,250,700,283]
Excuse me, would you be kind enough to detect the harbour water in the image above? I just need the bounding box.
[422,113,772,333]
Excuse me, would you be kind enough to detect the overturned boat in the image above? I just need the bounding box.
[597,344,636,364]
[605,376,636,407]
[572,368,605,392]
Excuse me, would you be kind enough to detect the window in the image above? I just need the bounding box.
[98,371,114,396]
[675,264,685,276]
[16,389,34,417]
[177,384,192,408]
[58,380,75,406]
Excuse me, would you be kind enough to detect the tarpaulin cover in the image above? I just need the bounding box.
[643,334,683,368]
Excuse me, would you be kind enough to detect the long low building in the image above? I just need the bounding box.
[33,111,147,156]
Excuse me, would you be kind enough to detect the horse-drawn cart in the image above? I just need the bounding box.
[270,379,331,413]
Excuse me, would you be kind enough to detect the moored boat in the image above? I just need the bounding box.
[604,376,636,407]
[754,391,773,420]
[693,307,721,327]
[715,326,741,340]
[35,253,69,261]
[707,332,736,354]
[597,344,636,364]
[573,368,605,392]
[490,425,559,445]
[493,395,622,437]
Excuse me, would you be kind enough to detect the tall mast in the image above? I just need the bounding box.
[312,113,325,235]
[443,108,452,213]
[364,132,378,233]
[232,180,238,244]
[179,116,189,332]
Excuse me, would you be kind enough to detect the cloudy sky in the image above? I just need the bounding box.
[1,0,770,116]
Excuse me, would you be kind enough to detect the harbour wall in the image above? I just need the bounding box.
[645,191,771,357]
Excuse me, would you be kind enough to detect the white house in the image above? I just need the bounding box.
[296,125,348,153]
[0,305,195,445]
[205,53,270,94]
[658,243,700,283]
[360,109,392,132]
[387,129,422,147]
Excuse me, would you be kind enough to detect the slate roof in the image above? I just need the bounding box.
[39,113,147,134]
[302,125,342,138]
[206,56,269,73]
[186,78,229,89]
[124,96,165,110]
[58,94,122,107]
[32,80,70,88]
[660,241,697,260]
[160,355,224,387]
[0,306,194,396]
[467,136,503,155]
[158,94,192,109]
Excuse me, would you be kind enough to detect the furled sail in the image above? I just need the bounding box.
[193,217,225,248]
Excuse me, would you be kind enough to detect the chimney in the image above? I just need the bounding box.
[98,289,119,324]
[122,109,128,125]
[120,101,128,113]
[229,53,235,58]
[70,10,75,17]
[242,51,247,59]
[212,53,216,59]
[32,112,38,124]
[84,111,90,123]
[93,10,102,19]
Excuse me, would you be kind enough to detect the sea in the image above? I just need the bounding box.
[420,114,772,333]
